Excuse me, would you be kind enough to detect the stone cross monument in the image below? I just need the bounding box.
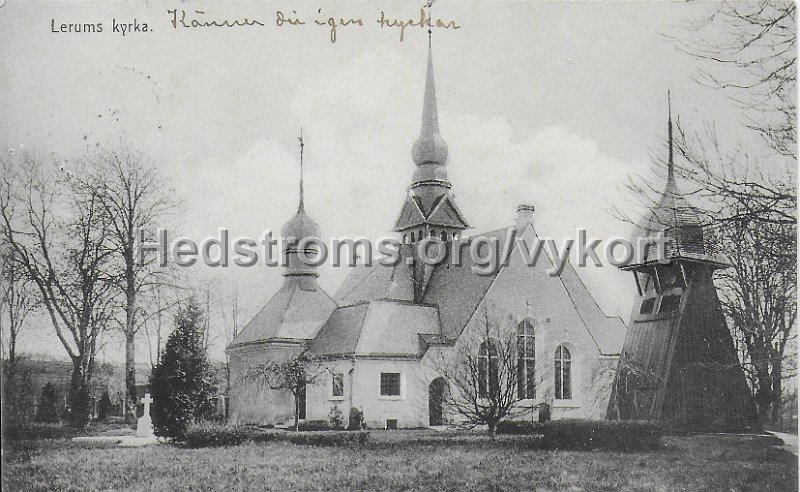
[135,393,154,438]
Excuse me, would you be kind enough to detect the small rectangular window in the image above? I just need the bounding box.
[639,297,656,315]
[331,372,344,398]
[385,419,398,430]
[380,372,401,396]
[658,294,682,314]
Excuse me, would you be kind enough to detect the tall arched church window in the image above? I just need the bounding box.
[554,345,572,400]
[517,320,536,399]
[478,339,499,398]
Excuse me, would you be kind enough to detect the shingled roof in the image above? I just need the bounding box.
[332,224,625,356]
[309,300,440,358]
[229,279,337,348]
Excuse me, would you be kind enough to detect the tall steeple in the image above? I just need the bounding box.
[667,90,675,186]
[393,36,468,241]
[282,130,321,284]
[622,93,728,267]
[411,43,449,168]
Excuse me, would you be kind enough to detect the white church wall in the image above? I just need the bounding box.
[227,343,305,425]
[304,359,354,424]
[423,223,613,422]
[304,357,435,429]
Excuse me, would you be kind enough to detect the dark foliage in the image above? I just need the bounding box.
[348,407,365,430]
[150,299,216,439]
[182,422,369,448]
[97,390,112,421]
[328,405,343,429]
[541,419,663,452]
[2,423,83,441]
[298,420,341,431]
[496,420,544,435]
[35,382,62,424]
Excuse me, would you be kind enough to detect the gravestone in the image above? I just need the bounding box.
[135,393,154,438]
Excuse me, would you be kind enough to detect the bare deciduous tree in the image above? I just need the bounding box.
[81,146,179,424]
[433,307,539,438]
[715,210,796,423]
[0,248,38,375]
[0,248,39,426]
[248,351,325,431]
[671,0,796,158]
[0,154,116,426]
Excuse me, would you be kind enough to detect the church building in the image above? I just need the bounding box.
[226,44,627,429]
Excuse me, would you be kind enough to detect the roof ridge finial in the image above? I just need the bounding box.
[298,128,305,213]
[667,90,675,185]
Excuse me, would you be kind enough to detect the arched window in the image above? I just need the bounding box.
[517,320,535,399]
[478,339,499,399]
[554,345,572,400]
[410,231,416,242]
[441,231,447,241]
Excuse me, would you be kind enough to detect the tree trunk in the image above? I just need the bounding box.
[124,283,137,424]
[125,328,137,423]
[68,358,91,427]
[771,357,783,423]
[487,420,497,439]
[749,342,775,424]
[294,395,300,432]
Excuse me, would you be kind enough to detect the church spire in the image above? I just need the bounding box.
[298,128,305,213]
[411,37,449,166]
[667,91,675,186]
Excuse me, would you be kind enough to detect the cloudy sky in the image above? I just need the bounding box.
[1,1,766,362]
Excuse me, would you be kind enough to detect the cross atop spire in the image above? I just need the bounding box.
[298,128,305,213]
[426,0,433,48]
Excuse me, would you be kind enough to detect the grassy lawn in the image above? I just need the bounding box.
[2,429,796,491]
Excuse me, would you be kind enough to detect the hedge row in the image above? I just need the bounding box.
[2,423,84,441]
[540,419,663,451]
[496,420,544,435]
[183,423,369,448]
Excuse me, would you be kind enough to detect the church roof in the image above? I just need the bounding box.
[228,279,337,348]
[420,228,510,338]
[333,224,626,356]
[626,98,727,269]
[556,256,627,355]
[308,300,441,358]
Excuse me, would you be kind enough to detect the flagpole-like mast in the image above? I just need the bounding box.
[298,128,304,213]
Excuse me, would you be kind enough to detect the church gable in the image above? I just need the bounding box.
[426,195,469,229]
[394,195,427,231]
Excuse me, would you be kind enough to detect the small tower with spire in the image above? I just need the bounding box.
[282,129,322,289]
[607,94,756,430]
[393,37,469,244]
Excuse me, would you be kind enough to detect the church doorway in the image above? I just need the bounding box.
[429,377,449,426]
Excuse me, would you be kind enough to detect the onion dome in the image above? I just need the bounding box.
[281,208,320,241]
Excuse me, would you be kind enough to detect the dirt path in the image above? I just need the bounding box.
[769,431,798,456]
